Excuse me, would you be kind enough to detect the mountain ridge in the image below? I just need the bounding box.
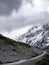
[0,34,37,64]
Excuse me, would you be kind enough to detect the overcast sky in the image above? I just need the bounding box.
[0,0,49,34]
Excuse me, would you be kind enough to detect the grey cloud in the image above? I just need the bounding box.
[26,0,34,6]
[0,0,49,33]
[26,0,33,3]
[16,12,49,27]
[0,12,49,32]
[0,0,22,16]
[0,16,27,32]
[23,12,49,25]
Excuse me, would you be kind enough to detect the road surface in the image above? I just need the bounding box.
[2,51,46,65]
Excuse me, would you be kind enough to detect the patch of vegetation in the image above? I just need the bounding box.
[0,34,32,49]
[0,34,31,48]
[35,54,49,65]
[28,50,38,58]
[0,34,16,45]
[19,42,31,48]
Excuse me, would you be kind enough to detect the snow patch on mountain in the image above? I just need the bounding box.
[18,23,49,48]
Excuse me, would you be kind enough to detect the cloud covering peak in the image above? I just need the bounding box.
[0,0,49,35]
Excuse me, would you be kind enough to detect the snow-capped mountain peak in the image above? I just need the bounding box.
[18,23,49,49]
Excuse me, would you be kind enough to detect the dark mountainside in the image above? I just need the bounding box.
[0,34,37,64]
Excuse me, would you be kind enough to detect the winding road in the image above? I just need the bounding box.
[2,51,47,65]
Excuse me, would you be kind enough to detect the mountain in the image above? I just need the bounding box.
[0,34,37,64]
[18,23,49,49]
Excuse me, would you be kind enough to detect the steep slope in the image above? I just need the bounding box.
[35,46,49,65]
[18,23,49,49]
[35,54,49,65]
[0,34,37,64]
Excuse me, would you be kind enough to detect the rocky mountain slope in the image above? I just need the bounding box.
[35,54,49,65]
[0,34,37,64]
[35,46,49,65]
[18,23,49,49]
